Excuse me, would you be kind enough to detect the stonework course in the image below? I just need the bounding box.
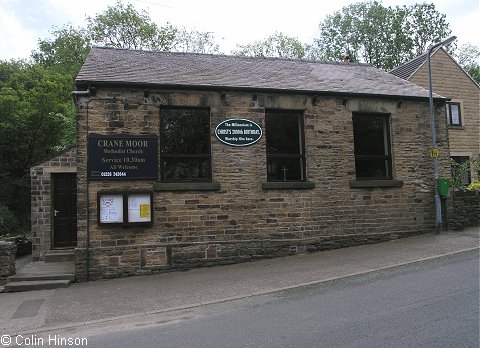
[73,87,451,281]
[449,190,480,229]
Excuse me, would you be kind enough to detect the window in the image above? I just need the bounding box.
[266,110,306,181]
[451,156,471,186]
[160,107,211,181]
[352,113,392,180]
[446,102,462,126]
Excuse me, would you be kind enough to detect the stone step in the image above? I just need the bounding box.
[4,279,71,292]
[44,250,75,263]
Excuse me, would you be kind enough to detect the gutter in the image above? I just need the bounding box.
[74,81,447,103]
[71,87,96,100]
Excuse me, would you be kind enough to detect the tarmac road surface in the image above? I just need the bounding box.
[5,249,479,348]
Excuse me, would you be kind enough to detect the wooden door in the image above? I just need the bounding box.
[53,174,77,248]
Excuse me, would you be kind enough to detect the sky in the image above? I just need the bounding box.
[0,0,478,61]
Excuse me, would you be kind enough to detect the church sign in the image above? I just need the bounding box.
[215,118,262,147]
[87,134,158,179]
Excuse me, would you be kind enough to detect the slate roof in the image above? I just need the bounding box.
[76,47,443,100]
[389,52,429,80]
[390,47,480,89]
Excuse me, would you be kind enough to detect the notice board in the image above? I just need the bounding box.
[128,193,152,223]
[99,194,124,223]
[98,191,153,226]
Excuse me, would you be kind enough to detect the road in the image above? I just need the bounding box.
[11,249,478,348]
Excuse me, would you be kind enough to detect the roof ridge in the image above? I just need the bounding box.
[90,45,371,67]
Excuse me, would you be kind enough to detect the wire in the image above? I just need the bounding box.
[119,0,179,10]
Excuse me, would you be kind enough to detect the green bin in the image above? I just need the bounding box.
[437,178,450,197]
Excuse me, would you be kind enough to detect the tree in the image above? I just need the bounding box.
[86,1,177,51]
[0,61,74,230]
[406,3,451,57]
[31,25,91,78]
[315,1,452,70]
[454,44,480,84]
[232,32,320,60]
[86,1,223,54]
[174,27,221,54]
[30,24,86,157]
[1,2,226,233]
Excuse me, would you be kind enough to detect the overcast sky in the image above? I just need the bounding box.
[0,0,478,61]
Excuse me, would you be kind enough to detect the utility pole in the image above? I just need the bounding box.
[427,36,456,234]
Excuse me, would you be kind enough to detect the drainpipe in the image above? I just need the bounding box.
[427,36,456,234]
[71,87,94,280]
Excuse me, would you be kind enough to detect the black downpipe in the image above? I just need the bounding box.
[72,88,92,281]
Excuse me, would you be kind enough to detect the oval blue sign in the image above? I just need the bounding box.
[215,118,262,147]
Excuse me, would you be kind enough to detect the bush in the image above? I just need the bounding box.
[451,156,480,190]
[0,203,18,237]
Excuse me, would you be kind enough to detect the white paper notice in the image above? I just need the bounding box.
[128,194,151,222]
[99,195,123,223]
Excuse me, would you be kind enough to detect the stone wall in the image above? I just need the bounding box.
[449,190,480,229]
[0,241,16,285]
[3,236,32,257]
[30,148,77,260]
[74,88,451,280]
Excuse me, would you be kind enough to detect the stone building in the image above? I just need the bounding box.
[391,47,480,228]
[30,147,77,260]
[390,47,480,184]
[35,47,453,280]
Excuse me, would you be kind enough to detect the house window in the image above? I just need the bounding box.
[352,113,393,180]
[160,107,211,181]
[446,102,462,126]
[265,109,306,181]
[451,156,471,186]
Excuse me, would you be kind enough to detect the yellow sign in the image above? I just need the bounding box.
[139,204,150,218]
[430,148,439,158]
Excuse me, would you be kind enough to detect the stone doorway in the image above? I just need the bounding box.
[53,173,77,248]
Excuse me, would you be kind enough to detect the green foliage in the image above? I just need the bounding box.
[30,24,88,149]
[0,61,74,167]
[31,25,91,78]
[85,1,222,54]
[466,182,480,191]
[315,1,451,70]
[0,203,18,236]
[86,1,177,51]
[454,44,480,85]
[233,32,320,60]
[0,1,227,231]
[450,156,480,190]
[174,27,221,54]
[0,60,75,230]
[406,3,451,57]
